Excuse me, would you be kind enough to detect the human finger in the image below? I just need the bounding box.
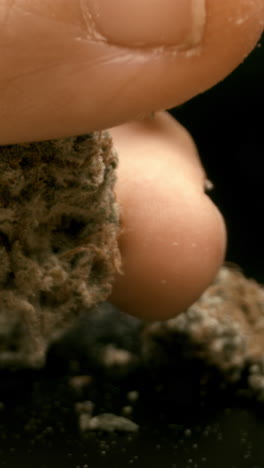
[109,112,226,320]
[0,0,263,144]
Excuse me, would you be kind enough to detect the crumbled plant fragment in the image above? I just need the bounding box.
[69,375,93,394]
[79,413,139,433]
[142,266,264,393]
[127,391,139,403]
[0,132,120,368]
[75,400,94,416]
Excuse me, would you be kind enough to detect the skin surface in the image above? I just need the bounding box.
[0,0,263,320]
[109,112,227,320]
[0,0,263,144]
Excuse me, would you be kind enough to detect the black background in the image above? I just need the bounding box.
[171,34,264,283]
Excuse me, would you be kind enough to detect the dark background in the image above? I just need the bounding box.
[171,35,264,283]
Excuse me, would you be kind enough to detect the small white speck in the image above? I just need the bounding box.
[122,406,133,416]
[204,179,214,191]
[127,391,139,403]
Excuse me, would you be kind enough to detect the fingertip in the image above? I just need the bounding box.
[110,190,227,322]
[109,114,227,321]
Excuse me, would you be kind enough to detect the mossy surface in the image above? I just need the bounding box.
[0,132,120,368]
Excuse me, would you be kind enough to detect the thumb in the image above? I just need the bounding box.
[0,0,263,144]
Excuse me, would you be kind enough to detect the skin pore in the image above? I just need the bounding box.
[0,0,263,320]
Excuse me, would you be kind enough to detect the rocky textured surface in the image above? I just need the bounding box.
[54,266,264,401]
[142,266,264,399]
[0,132,120,368]
[143,267,264,368]
[1,131,264,401]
